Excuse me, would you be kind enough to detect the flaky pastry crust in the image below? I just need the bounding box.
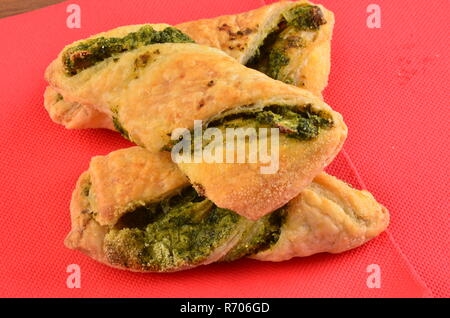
[65,147,388,271]
[45,42,346,219]
[177,0,334,96]
[44,1,334,130]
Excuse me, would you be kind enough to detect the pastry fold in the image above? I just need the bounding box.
[44,1,333,130]
[177,0,334,94]
[45,41,346,219]
[65,147,389,272]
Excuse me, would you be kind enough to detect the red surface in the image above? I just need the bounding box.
[0,0,447,297]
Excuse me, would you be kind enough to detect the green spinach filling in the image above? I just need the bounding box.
[162,104,333,153]
[246,4,327,83]
[111,106,130,141]
[222,210,285,262]
[62,26,194,76]
[104,187,285,271]
[283,5,327,31]
[208,104,333,141]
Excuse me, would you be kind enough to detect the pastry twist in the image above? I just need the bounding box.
[45,32,347,219]
[44,1,333,130]
[65,147,389,272]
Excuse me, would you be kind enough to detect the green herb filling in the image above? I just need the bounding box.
[162,104,333,153]
[282,5,327,31]
[62,26,194,76]
[246,4,327,83]
[103,187,285,271]
[111,106,130,141]
[208,104,333,141]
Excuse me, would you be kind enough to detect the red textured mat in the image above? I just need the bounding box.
[0,0,447,297]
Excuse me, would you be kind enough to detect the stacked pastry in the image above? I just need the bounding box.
[44,1,389,272]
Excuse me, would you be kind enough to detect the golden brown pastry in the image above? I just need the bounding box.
[177,0,334,94]
[44,1,334,130]
[45,37,347,220]
[44,23,190,131]
[65,147,389,272]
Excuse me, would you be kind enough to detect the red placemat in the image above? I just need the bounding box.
[0,0,447,297]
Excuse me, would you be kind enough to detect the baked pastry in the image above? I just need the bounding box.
[177,0,334,94]
[65,147,389,272]
[44,1,334,130]
[45,40,347,219]
[44,24,192,130]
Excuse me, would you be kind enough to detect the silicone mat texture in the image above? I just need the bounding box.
[0,0,447,297]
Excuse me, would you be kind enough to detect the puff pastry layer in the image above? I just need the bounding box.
[65,147,389,272]
[46,41,347,219]
[44,1,333,130]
